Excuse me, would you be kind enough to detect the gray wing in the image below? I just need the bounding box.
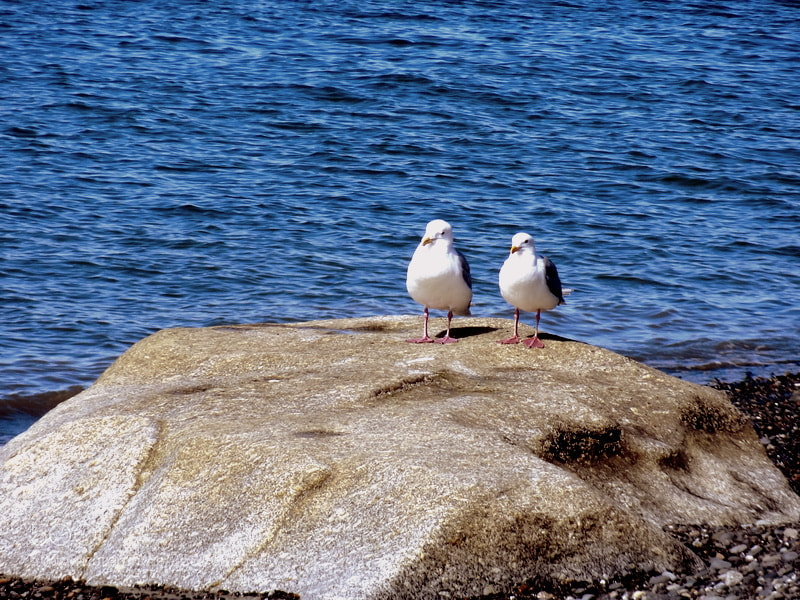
[544,257,565,304]
[456,249,472,289]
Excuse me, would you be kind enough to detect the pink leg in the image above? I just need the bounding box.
[498,308,521,344]
[407,307,435,343]
[523,310,545,348]
[435,310,459,344]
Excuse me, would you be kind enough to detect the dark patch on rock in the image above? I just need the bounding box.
[369,374,435,399]
[0,576,298,600]
[293,429,346,439]
[540,425,624,465]
[658,448,691,472]
[680,394,747,434]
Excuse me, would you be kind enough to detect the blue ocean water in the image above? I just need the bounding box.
[2,0,799,444]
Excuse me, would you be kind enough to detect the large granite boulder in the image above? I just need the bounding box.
[1,316,798,600]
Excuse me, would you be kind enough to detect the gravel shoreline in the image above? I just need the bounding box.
[2,372,798,600]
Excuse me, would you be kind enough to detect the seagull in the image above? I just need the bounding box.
[498,232,564,348]
[406,219,473,344]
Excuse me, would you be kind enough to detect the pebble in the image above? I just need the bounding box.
[709,557,732,570]
[763,554,783,567]
[648,571,675,585]
[720,570,743,586]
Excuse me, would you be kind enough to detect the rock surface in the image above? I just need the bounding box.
[1,316,798,600]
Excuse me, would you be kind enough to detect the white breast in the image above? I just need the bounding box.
[499,253,560,313]
[407,244,472,315]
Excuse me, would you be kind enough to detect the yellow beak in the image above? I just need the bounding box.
[510,246,520,254]
[422,237,433,246]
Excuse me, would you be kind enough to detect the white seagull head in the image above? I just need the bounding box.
[421,219,455,246]
[509,232,536,254]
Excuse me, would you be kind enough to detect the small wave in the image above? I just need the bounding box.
[366,72,436,87]
[336,34,444,48]
[674,360,773,373]
[594,273,679,288]
[151,34,212,46]
[268,121,329,132]
[304,85,368,103]
[3,126,40,138]
[654,173,717,188]
[151,203,228,216]
[152,160,242,172]
[0,385,84,420]
[340,9,442,22]
[771,244,800,257]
